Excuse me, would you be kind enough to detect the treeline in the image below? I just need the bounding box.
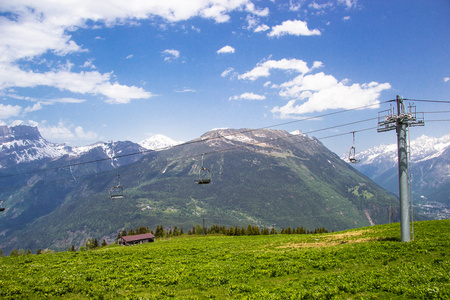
[0,225,328,256]
[117,224,328,239]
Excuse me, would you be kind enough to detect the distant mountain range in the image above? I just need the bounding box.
[0,125,181,168]
[344,133,450,219]
[0,125,412,254]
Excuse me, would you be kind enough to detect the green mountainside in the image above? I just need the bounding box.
[0,129,402,253]
[0,220,449,299]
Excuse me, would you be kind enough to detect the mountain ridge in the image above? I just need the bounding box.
[344,133,450,219]
[0,126,402,253]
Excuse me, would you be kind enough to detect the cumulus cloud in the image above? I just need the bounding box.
[0,0,269,105]
[236,57,390,117]
[217,45,235,54]
[271,72,391,116]
[268,20,321,37]
[0,64,152,104]
[0,104,22,119]
[444,77,450,82]
[28,120,98,143]
[162,49,180,62]
[229,92,266,101]
[254,24,270,32]
[238,58,320,81]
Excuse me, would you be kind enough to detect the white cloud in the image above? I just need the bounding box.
[245,2,269,17]
[342,16,351,21]
[126,54,133,59]
[0,64,152,104]
[271,72,391,116]
[309,2,334,10]
[0,0,270,105]
[29,120,98,142]
[24,103,43,113]
[444,77,450,82]
[81,59,96,69]
[0,104,22,119]
[268,20,321,37]
[221,67,236,78]
[338,0,358,10]
[101,82,152,104]
[74,126,98,140]
[162,49,180,62]
[254,24,270,32]
[229,92,266,101]
[217,45,235,54]
[238,58,317,81]
[174,88,196,93]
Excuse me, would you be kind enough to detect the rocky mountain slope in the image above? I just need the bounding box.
[0,126,401,253]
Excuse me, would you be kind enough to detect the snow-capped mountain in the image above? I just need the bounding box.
[0,125,71,167]
[346,133,450,217]
[345,133,450,179]
[0,125,161,169]
[139,134,182,150]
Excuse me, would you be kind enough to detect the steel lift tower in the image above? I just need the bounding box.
[377,95,424,242]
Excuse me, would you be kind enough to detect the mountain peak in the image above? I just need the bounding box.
[139,134,182,150]
[0,125,42,143]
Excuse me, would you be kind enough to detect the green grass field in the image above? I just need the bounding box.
[1,220,449,299]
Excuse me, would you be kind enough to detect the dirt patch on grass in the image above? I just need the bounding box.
[278,229,376,249]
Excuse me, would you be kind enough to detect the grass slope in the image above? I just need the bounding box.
[1,220,449,299]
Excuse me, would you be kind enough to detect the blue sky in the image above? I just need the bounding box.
[0,0,449,156]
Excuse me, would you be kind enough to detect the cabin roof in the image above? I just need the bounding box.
[121,233,155,242]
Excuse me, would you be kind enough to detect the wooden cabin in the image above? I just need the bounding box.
[118,233,155,246]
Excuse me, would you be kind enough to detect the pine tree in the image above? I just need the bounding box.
[241,226,246,236]
[101,239,107,247]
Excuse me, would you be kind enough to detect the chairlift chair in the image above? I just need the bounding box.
[0,200,5,212]
[110,174,124,199]
[196,154,211,184]
[348,131,360,164]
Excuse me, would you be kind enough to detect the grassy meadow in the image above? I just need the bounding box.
[0,219,449,299]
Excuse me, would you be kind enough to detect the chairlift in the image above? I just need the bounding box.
[196,154,211,184]
[348,131,360,164]
[0,200,5,212]
[110,174,124,199]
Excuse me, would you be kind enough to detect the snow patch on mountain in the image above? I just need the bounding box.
[344,133,450,165]
[139,134,182,150]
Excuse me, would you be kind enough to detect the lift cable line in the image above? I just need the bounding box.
[0,98,446,192]
[399,99,450,104]
[0,124,378,193]
[1,104,447,182]
[377,95,425,242]
[0,102,388,180]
